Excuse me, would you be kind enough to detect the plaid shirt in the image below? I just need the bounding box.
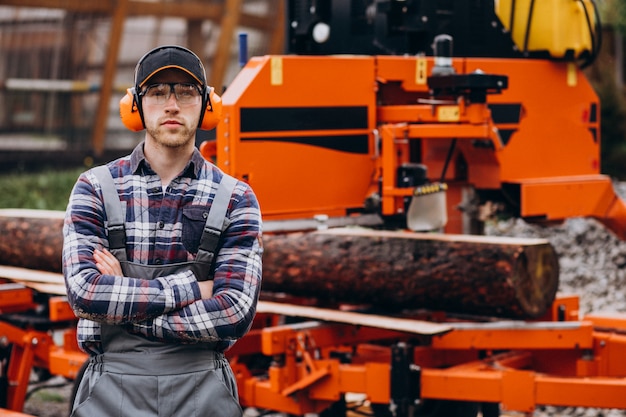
[62,143,263,355]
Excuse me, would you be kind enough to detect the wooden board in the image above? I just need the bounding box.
[0,265,66,295]
[257,300,451,336]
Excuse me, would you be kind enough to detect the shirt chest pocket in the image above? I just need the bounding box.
[181,205,210,254]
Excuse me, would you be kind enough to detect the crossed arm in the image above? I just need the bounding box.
[94,248,215,298]
[63,171,263,345]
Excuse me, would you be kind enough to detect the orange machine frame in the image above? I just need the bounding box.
[202,54,626,238]
[229,295,626,415]
[0,283,86,413]
[1,280,626,415]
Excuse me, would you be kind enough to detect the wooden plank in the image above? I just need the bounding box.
[0,0,215,17]
[0,266,64,285]
[209,0,243,88]
[17,282,66,296]
[91,0,128,157]
[0,209,64,219]
[267,0,286,54]
[257,300,452,336]
[0,266,66,295]
[187,18,205,59]
[0,0,274,31]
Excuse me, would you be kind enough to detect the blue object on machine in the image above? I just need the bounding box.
[239,32,248,68]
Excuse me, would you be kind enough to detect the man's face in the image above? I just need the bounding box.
[141,68,202,149]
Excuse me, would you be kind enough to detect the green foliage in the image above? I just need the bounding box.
[0,168,84,211]
[598,0,626,35]
[30,389,67,403]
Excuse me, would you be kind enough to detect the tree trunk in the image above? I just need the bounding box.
[0,210,560,319]
[262,228,559,319]
[0,209,64,273]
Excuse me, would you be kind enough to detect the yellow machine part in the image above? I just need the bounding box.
[494,0,598,59]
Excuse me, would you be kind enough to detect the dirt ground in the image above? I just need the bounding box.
[22,376,73,417]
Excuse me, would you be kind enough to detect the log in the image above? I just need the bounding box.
[256,301,452,336]
[261,228,559,319]
[0,210,560,318]
[0,209,65,272]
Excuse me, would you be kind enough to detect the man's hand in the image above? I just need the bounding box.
[94,248,123,276]
[197,280,214,299]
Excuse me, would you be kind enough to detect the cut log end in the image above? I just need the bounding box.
[511,244,560,318]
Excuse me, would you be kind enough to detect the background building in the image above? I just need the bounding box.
[0,0,284,169]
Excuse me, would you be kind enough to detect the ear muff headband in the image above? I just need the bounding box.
[199,86,222,131]
[119,87,144,132]
[119,84,222,132]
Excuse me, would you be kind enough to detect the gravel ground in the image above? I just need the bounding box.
[21,184,626,416]
[23,378,73,417]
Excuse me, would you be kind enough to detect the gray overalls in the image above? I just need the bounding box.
[70,166,242,417]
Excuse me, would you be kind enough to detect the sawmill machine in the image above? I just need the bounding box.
[3,1,626,417]
[201,0,626,238]
[197,0,626,416]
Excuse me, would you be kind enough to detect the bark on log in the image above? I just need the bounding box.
[261,228,559,319]
[0,210,560,319]
[0,209,65,272]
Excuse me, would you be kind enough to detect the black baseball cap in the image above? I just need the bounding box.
[134,45,207,88]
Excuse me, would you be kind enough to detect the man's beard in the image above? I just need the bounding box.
[147,124,195,149]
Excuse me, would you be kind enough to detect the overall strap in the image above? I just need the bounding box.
[194,174,238,281]
[91,165,128,263]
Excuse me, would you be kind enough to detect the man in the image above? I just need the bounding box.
[62,45,262,417]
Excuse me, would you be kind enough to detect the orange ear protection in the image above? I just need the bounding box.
[119,88,144,132]
[200,86,222,131]
[119,85,222,132]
